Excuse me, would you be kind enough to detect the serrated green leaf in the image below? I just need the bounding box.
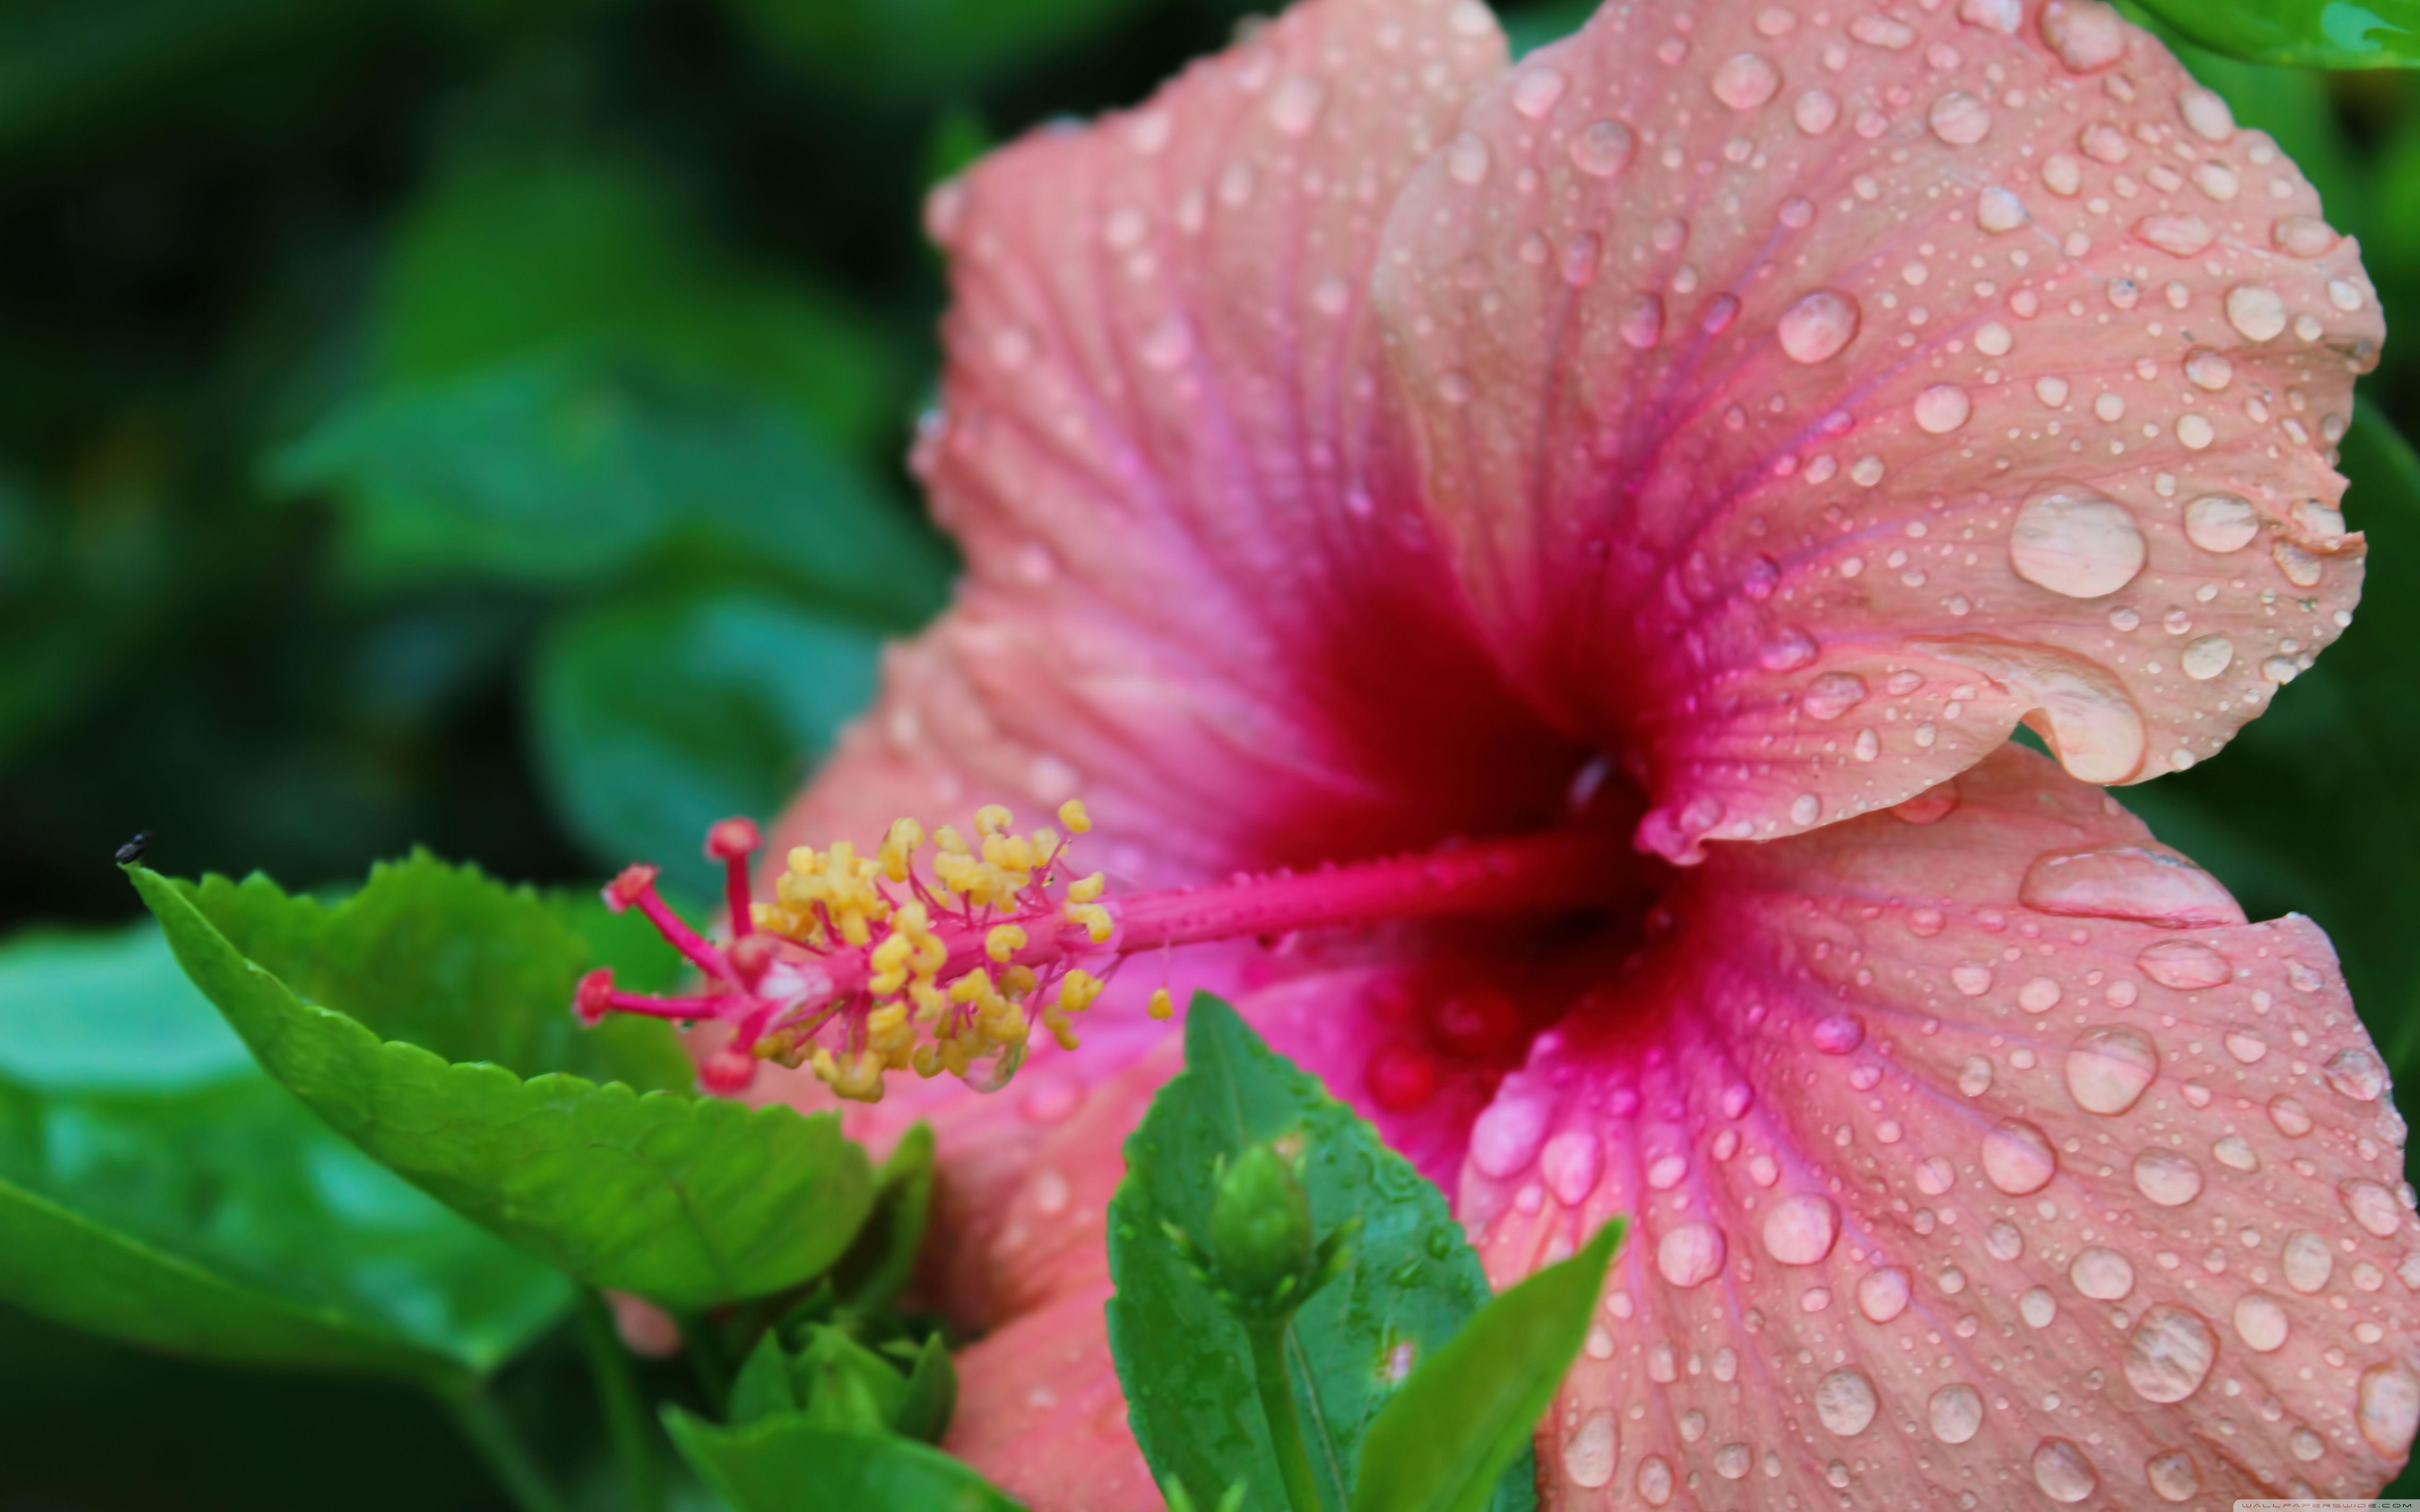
[0,922,569,1385]
[1106,996,1532,1512]
[179,849,692,1091]
[2127,0,2418,67]
[132,865,877,1310]
[1351,1222,1623,1512]
[664,1411,1025,1512]
[530,587,883,896]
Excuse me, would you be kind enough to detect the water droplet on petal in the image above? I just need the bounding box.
[1470,1096,1549,1177]
[2285,1229,2334,1292]
[2066,1026,2158,1114]
[1760,627,1820,671]
[2125,1304,2217,1403]
[2138,939,2230,989]
[2019,845,2243,926]
[2326,1047,2389,1102]
[1569,120,1635,178]
[1801,672,1867,720]
[1983,1120,2057,1194]
[2359,1364,2420,1454]
[1957,1054,1992,1096]
[1857,1266,1910,1322]
[2145,1451,2199,1503]
[2271,1095,2314,1137]
[2133,1150,2204,1207]
[2273,215,2339,257]
[2072,1246,2135,1300]
[2180,635,2234,681]
[1512,66,1569,119]
[1562,1409,1617,1488]
[1711,52,1781,110]
[1794,88,1840,134]
[2226,284,2289,342]
[1914,384,1972,434]
[1978,186,2028,232]
[1657,1221,1727,1288]
[1268,76,1327,136]
[1815,1368,1878,1436]
[2179,85,2235,141]
[2235,1293,2290,1352]
[1811,1014,1864,1054]
[2040,0,2126,70]
[1763,1194,1841,1265]
[2009,485,2145,598]
[1778,290,1860,363]
[1928,91,1991,145]
[2021,1287,2057,1327]
[1927,1384,1985,1444]
[2343,1177,2403,1237]
[2031,1438,2099,1503]
[1447,133,1492,185]
[1540,1129,1604,1206]
[2133,214,2213,257]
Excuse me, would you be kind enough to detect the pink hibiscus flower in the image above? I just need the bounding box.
[593,0,2420,1503]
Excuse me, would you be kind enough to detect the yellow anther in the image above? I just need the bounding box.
[1068,872,1105,903]
[1058,799,1091,834]
[880,817,924,882]
[1065,901,1115,944]
[1000,963,1037,999]
[1148,986,1175,1021]
[985,923,1028,963]
[1058,969,1104,1014]
[948,969,992,1005]
[975,804,1013,838]
[1051,1020,1081,1052]
[935,825,968,855]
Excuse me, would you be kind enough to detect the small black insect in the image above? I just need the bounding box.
[113,831,152,865]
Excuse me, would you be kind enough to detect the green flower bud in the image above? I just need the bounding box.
[1209,1143,1315,1306]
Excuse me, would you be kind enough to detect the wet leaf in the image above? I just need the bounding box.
[0,922,569,1386]
[2127,0,2420,68]
[1106,995,1533,1512]
[131,864,877,1310]
[665,1411,1025,1512]
[1351,1221,1623,1512]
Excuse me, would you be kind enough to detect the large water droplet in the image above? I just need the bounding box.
[1763,1194,1841,1265]
[1778,290,1859,363]
[1711,52,1781,110]
[1927,1384,1984,1444]
[1815,1368,1877,1436]
[1470,1095,1549,1177]
[1446,132,1492,185]
[2180,635,2234,681]
[1636,1455,1674,1507]
[1657,1221,1727,1288]
[2138,939,2231,989]
[1568,120,1635,178]
[2066,1026,2159,1114]
[2133,1150,2204,1207]
[1512,66,1569,119]
[2226,284,2289,342]
[1540,1129,1604,1205]
[2145,1451,2199,1503]
[2010,485,2145,598]
[2234,1293,2290,1352]
[2072,1246,2135,1300]
[2284,1229,2334,1293]
[2031,1438,2099,1503]
[2183,492,2260,554]
[1812,1014,1864,1054]
[2326,1046,2389,1103]
[1801,672,1867,721]
[2020,845,2244,926]
[2125,1304,2217,1403]
[1562,1408,1618,1488]
[1857,1265,1910,1322]
[2133,214,2213,257]
[1914,384,1972,434]
[1268,76,1327,137]
[1983,1120,2057,1194]
[2270,1095,2314,1137]
[1978,186,2028,232]
[2359,1364,2420,1454]
[1929,91,1991,145]
[2343,1177,2404,1237]
[2040,0,2125,69]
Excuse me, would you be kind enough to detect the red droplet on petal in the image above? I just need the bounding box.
[1432,987,1519,1060]
[1366,1042,1440,1111]
[700,1047,757,1095]
[575,968,615,1024]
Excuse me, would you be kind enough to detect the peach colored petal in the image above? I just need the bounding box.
[1373,0,2377,861]
[1457,747,2419,1506]
[945,1281,1159,1512]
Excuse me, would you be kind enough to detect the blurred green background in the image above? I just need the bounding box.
[0,0,2416,1505]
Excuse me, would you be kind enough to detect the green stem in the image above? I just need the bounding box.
[1246,1321,1326,1512]
[441,1383,573,1512]
[577,1289,666,1512]
[681,1313,732,1407]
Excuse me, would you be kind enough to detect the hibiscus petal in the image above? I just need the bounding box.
[1457,746,2419,1505]
[867,0,1573,877]
[1374,0,2377,860]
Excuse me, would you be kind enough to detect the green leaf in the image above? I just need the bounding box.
[131,865,879,1310]
[729,1333,804,1424]
[273,351,947,616]
[2126,0,2419,67]
[530,587,883,896]
[828,1122,938,1313]
[2120,406,2420,1073]
[1351,1222,1624,1512]
[890,1333,958,1446]
[1106,996,1532,1512]
[0,922,569,1385]
[177,849,692,1091]
[664,1411,1026,1512]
